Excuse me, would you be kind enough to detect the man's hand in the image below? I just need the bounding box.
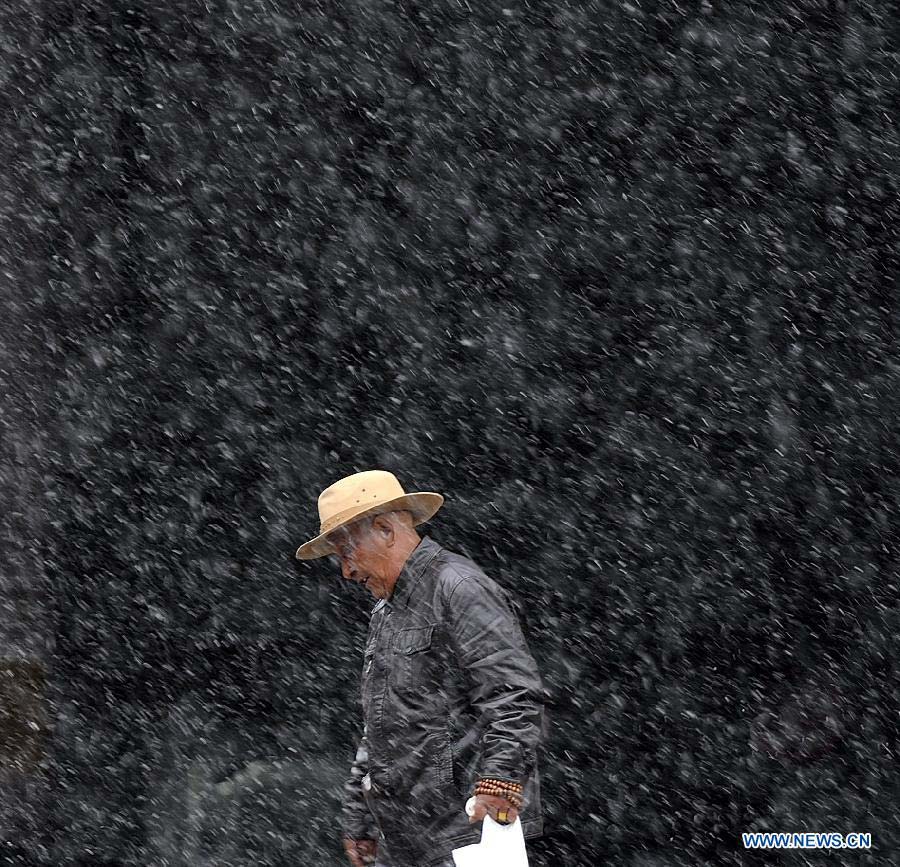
[468,793,520,826]
[342,837,377,867]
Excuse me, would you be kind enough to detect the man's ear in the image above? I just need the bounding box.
[371,513,395,546]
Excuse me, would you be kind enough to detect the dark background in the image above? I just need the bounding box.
[1,0,898,864]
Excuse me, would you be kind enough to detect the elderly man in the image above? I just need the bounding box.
[296,470,546,867]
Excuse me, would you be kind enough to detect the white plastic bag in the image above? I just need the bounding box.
[451,816,530,867]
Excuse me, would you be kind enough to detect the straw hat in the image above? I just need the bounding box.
[295,470,444,560]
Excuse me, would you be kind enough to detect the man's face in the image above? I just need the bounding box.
[327,517,394,599]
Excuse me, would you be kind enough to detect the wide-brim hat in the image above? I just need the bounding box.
[295,470,444,560]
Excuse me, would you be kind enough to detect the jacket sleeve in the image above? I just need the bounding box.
[445,571,546,783]
[340,731,378,840]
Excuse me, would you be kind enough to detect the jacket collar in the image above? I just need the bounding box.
[389,536,441,608]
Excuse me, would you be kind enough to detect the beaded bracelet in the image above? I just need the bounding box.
[473,777,524,807]
[477,777,523,794]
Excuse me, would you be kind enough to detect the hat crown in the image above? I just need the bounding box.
[317,470,406,534]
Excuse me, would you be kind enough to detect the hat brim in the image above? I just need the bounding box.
[295,492,444,560]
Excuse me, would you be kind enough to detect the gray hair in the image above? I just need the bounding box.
[355,509,415,534]
[331,509,415,548]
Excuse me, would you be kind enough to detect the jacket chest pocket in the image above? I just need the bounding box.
[391,625,435,694]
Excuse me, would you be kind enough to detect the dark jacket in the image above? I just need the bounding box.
[341,536,546,867]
